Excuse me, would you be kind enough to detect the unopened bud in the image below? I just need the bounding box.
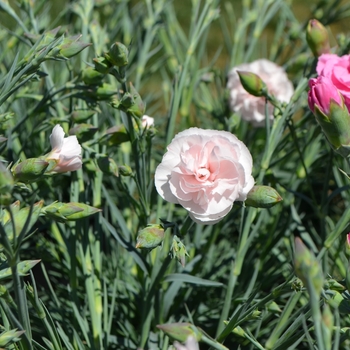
[306,19,330,57]
[294,237,323,297]
[346,233,350,257]
[321,304,333,350]
[12,158,49,182]
[105,42,129,67]
[118,165,133,177]
[100,125,129,146]
[156,323,201,343]
[128,83,145,117]
[309,77,350,157]
[44,202,101,221]
[96,83,117,100]
[171,236,189,267]
[0,162,13,195]
[93,56,112,74]
[70,110,96,122]
[0,260,41,280]
[82,67,104,85]
[58,35,91,59]
[0,329,25,348]
[97,156,119,177]
[245,185,282,208]
[237,70,267,97]
[136,224,165,250]
[69,123,98,143]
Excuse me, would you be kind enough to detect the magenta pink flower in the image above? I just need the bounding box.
[308,76,343,115]
[316,53,350,108]
[155,128,254,225]
[47,125,82,173]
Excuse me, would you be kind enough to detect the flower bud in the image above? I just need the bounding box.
[4,201,43,241]
[70,110,96,122]
[171,237,189,267]
[95,83,117,100]
[236,70,267,97]
[93,56,112,74]
[136,224,165,250]
[244,185,282,208]
[44,202,101,221]
[308,77,350,157]
[294,237,323,297]
[0,260,41,280]
[321,304,333,350]
[69,123,98,143]
[346,233,350,257]
[156,323,201,343]
[12,158,49,182]
[118,165,133,177]
[97,156,119,177]
[0,329,25,348]
[308,76,342,115]
[100,125,129,146]
[127,83,146,117]
[105,42,129,67]
[58,35,91,59]
[82,67,105,85]
[0,162,13,195]
[306,19,330,57]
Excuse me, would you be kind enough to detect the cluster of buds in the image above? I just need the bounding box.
[25,27,91,62]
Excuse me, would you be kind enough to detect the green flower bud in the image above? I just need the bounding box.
[0,260,41,280]
[118,165,133,177]
[321,304,333,350]
[306,19,330,57]
[82,67,105,85]
[136,224,165,250]
[95,83,117,99]
[127,83,145,117]
[171,236,189,267]
[70,110,97,122]
[105,42,129,67]
[12,158,49,182]
[237,70,267,97]
[346,233,350,257]
[100,125,130,146]
[43,202,101,221]
[3,201,43,242]
[0,329,25,348]
[69,123,98,143]
[0,162,13,195]
[294,237,323,297]
[58,35,91,59]
[97,156,119,177]
[314,99,350,158]
[156,323,201,343]
[245,185,283,208]
[93,56,112,74]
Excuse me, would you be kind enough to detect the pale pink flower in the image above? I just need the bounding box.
[47,125,82,173]
[173,336,199,350]
[316,53,350,109]
[141,115,154,128]
[227,59,294,126]
[155,128,254,225]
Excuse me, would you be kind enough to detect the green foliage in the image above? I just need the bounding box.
[0,0,349,349]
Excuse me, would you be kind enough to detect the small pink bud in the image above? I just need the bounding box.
[308,76,342,115]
